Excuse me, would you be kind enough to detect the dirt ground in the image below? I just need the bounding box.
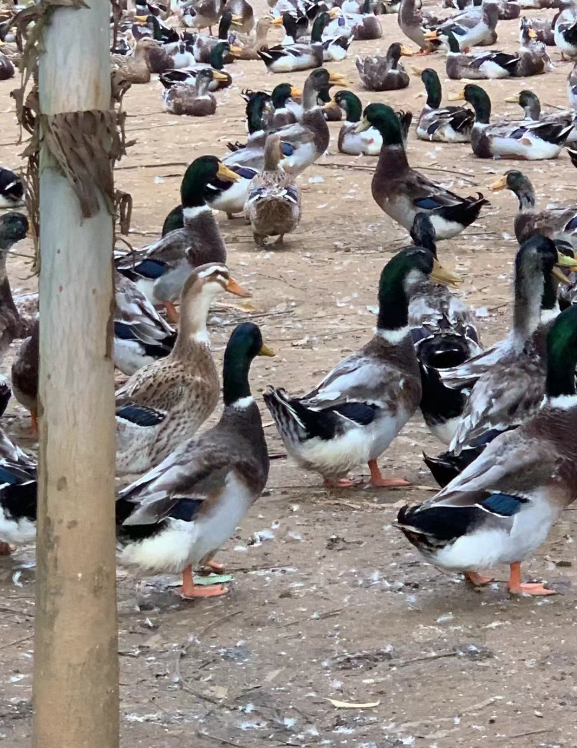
[2,2,577,746]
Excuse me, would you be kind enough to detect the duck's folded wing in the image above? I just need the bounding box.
[449,353,545,453]
[143,229,191,262]
[119,442,232,525]
[439,339,508,390]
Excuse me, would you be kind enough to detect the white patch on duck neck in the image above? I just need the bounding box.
[547,394,577,409]
[233,396,255,409]
[193,329,210,345]
[183,205,212,221]
[375,326,410,344]
[540,305,560,324]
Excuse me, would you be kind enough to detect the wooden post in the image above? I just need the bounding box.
[32,1,119,747]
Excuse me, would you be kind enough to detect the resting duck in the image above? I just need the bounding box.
[356,42,412,91]
[398,303,577,596]
[0,213,28,363]
[554,6,577,60]
[245,134,302,247]
[0,49,14,81]
[192,11,236,63]
[224,68,345,176]
[326,90,383,155]
[398,0,438,53]
[114,270,176,376]
[490,170,577,252]
[415,67,475,142]
[116,322,273,599]
[264,246,460,488]
[352,0,383,39]
[425,237,577,485]
[162,68,227,116]
[425,0,499,51]
[454,84,572,159]
[505,89,576,144]
[441,27,549,79]
[408,214,481,444]
[115,264,251,475]
[357,103,488,238]
[257,12,330,72]
[159,42,234,91]
[117,156,238,319]
[0,167,24,208]
[145,38,197,74]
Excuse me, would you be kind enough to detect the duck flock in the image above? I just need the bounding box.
[1,0,577,601]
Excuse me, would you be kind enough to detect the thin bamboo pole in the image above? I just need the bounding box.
[32,0,119,746]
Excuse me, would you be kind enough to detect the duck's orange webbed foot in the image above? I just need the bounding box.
[507,562,555,596]
[180,565,229,599]
[368,460,411,488]
[205,559,225,573]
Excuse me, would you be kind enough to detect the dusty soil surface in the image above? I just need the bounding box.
[1,3,577,746]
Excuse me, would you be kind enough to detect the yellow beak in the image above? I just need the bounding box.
[410,65,426,76]
[217,162,241,182]
[271,15,285,25]
[290,86,302,98]
[400,45,415,56]
[354,116,371,133]
[323,98,340,111]
[328,71,348,86]
[230,13,244,24]
[134,14,149,22]
[504,94,521,104]
[212,70,230,81]
[258,343,276,357]
[489,175,508,191]
[556,252,577,270]
[430,258,463,287]
[423,29,439,40]
[225,277,252,297]
[447,90,466,102]
[528,27,537,38]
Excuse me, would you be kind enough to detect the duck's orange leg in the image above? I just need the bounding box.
[508,561,555,596]
[163,301,179,324]
[368,460,411,488]
[0,541,13,556]
[205,559,225,572]
[180,565,228,598]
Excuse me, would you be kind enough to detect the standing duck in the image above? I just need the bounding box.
[116,156,238,320]
[490,170,577,251]
[356,42,412,91]
[0,213,28,364]
[454,84,572,159]
[397,304,577,596]
[183,0,224,35]
[408,214,481,444]
[398,0,437,53]
[115,264,251,475]
[356,103,488,238]
[116,322,273,599]
[415,67,475,142]
[245,133,302,247]
[264,246,461,488]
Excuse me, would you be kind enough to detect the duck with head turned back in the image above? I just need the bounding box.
[490,170,577,251]
[116,156,239,320]
[116,322,273,599]
[264,247,461,488]
[453,84,572,159]
[356,42,412,91]
[398,303,577,597]
[115,264,252,475]
[356,103,488,239]
[415,67,474,142]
